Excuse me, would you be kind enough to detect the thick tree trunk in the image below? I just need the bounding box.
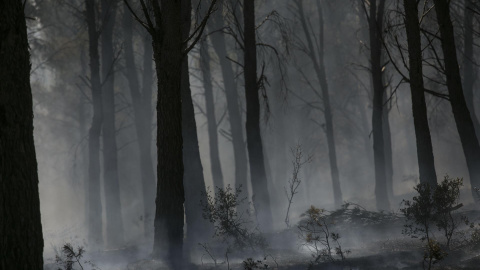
[463,0,480,140]
[85,0,103,247]
[201,40,224,191]
[296,0,343,208]
[181,0,211,250]
[152,1,185,267]
[123,5,156,237]
[368,0,390,210]
[243,0,274,230]
[434,0,480,198]
[210,9,249,194]
[403,0,437,186]
[0,2,44,268]
[100,0,124,246]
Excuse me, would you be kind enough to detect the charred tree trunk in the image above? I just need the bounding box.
[296,0,343,208]
[210,9,249,195]
[151,1,185,267]
[434,0,480,198]
[0,1,44,268]
[243,0,274,230]
[403,0,437,186]
[367,0,390,210]
[123,5,156,237]
[85,0,103,247]
[201,40,224,191]
[100,0,124,246]
[463,0,480,140]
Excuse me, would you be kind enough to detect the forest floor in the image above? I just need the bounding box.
[44,206,480,270]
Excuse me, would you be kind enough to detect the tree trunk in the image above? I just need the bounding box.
[123,5,156,237]
[383,102,394,200]
[434,0,480,198]
[243,0,274,230]
[403,0,438,186]
[368,0,390,210]
[152,1,185,267]
[0,1,44,268]
[181,0,211,250]
[201,40,224,191]
[100,0,124,247]
[85,0,103,247]
[210,9,249,195]
[296,0,343,208]
[463,0,480,140]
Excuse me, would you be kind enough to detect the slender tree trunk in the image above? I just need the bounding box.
[367,0,390,210]
[383,92,394,201]
[463,0,480,139]
[243,0,274,230]
[100,0,124,246]
[0,1,44,268]
[210,9,249,194]
[181,0,211,250]
[85,0,103,247]
[123,5,156,237]
[296,0,343,208]
[403,0,437,186]
[434,0,480,198]
[201,40,224,191]
[152,1,185,267]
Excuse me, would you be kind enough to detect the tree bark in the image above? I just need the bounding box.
[243,0,274,230]
[100,0,124,246]
[151,1,185,267]
[463,0,480,140]
[434,0,480,198]
[367,0,390,210]
[85,0,104,247]
[383,95,394,201]
[403,0,438,186]
[201,40,224,191]
[123,5,156,237]
[210,8,249,195]
[296,0,343,208]
[0,0,44,268]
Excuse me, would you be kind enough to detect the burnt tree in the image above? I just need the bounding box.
[0,0,44,268]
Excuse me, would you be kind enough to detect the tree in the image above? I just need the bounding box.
[293,0,343,208]
[243,0,274,230]
[124,0,216,266]
[100,0,124,246]
[209,5,249,196]
[434,0,480,199]
[200,40,224,191]
[462,0,480,140]
[361,0,391,210]
[402,0,438,187]
[122,3,156,237]
[0,0,44,268]
[85,0,104,247]
[404,0,437,187]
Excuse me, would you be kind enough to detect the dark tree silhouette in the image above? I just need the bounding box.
[85,0,104,247]
[403,0,438,186]
[434,0,480,199]
[0,0,44,268]
[243,0,274,229]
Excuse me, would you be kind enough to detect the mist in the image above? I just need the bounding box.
[2,0,480,269]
